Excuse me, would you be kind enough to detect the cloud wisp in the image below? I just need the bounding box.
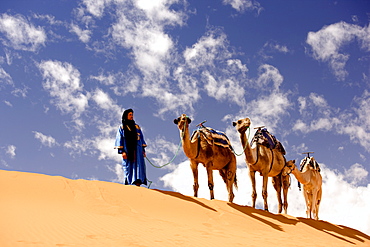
[306,21,370,81]
[0,13,46,52]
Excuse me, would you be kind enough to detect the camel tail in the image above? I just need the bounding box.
[234,174,238,190]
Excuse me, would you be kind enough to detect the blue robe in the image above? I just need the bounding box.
[114,124,147,185]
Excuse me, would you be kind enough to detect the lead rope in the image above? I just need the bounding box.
[232,126,251,156]
[144,126,185,189]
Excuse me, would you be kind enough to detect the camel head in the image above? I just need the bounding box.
[174,114,192,131]
[232,117,251,133]
[282,159,296,176]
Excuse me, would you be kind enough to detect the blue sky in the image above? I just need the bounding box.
[1,0,370,235]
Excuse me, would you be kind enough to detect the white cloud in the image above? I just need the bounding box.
[135,0,187,26]
[38,60,89,128]
[70,23,92,43]
[295,91,370,152]
[222,0,263,14]
[259,42,290,60]
[94,136,118,161]
[0,13,46,52]
[107,0,198,116]
[309,92,328,108]
[32,14,64,26]
[11,86,29,98]
[246,92,291,131]
[0,67,13,87]
[5,145,16,158]
[33,131,58,147]
[90,72,115,85]
[255,64,284,90]
[111,0,185,76]
[344,163,368,185]
[160,161,370,235]
[339,90,370,150]
[184,30,231,69]
[145,135,182,168]
[64,136,93,156]
[203,71,246,106]
[112,14,174,75]
[82,0,109,18]
[106,163,124,183]
[4,100,12,107]
[91,88,120,112]
[306,21,370,81]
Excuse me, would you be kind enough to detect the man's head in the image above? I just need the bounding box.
[122,108,134,122]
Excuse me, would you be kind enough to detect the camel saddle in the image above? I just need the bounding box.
[251,128,286,155]
[191,127,233,150]
[300,157,321,172]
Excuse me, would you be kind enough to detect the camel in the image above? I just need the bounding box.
[282,158,322,220]
[174,114,237,202]
[233,117,289,213]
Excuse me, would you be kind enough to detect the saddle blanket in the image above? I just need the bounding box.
[251,128,286,155]
[300,157,321,172]
[191,127,233,150]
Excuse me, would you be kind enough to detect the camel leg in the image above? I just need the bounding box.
[312,191,318,220]
[226,168,235,203]
[249,170,257,208]
[225,158,237,203]
[304,191,312,219]
[219,168,233,202]
[282,174,290,214]
[206,164,214,200]
[272,175,283,213]
[315,188,322,220]
[262,175,269,211]
[219,169,227,183]
[190,160,199,197]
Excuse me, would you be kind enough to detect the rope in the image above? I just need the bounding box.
[232,126,251,156]
[145,126,185,169]
[145,138,183,168]
[146,178,153,189]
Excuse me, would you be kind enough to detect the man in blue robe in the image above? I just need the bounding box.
[114,109,147,186]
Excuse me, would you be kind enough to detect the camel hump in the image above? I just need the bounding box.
[251,128,286,155]
[191,127,233,150]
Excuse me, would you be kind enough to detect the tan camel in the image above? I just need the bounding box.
[233,117,289,213]
[174,114,237,202]
[283,158,322,220]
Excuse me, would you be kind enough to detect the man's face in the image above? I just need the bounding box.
[127,112,134,120]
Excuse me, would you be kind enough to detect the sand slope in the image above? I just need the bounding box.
[0,170,369,247]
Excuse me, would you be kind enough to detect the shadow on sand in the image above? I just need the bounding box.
[298,217,370,244]
[228,203,297,231]
[153,189,217,212]
[229,202,370,244]
[150,189,369,244]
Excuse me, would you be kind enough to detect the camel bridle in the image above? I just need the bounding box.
[285,164,295,175]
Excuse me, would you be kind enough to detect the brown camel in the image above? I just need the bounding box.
[283,158,322,220]
[233,117,289,213]
[174,114,237,202]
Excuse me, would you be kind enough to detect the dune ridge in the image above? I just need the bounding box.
[0,170,369,247]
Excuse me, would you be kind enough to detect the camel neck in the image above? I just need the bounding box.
[240,132,257,165]
[291,166,311,184]
[181,124,198,159]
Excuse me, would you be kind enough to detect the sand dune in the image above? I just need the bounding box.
[0,170,369,247]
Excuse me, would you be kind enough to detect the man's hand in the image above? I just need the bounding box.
[122,152,127,159]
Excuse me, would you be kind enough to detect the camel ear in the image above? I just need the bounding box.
[174,118,179,125]
[187,117,192,124]
[232,122,236,127]
[293,160,295,164]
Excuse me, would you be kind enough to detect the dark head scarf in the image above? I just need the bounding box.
[122,109,137,161]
